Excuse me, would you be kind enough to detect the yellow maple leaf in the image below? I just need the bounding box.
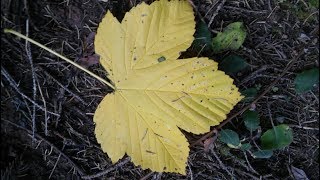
[94,0,243,174]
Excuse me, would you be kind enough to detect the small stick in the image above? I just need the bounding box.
[1,67,60,117]
[4,29,115,90]
[191,48,305,146]
[188,162,194,180]
[211,149,234,178]
[243,152,259,175]
[139,172,154,180]
[37,80,48,136]
[49,153,62,179]
[208,0,226,27]
[25,18,37,142]
[81,157,131,179]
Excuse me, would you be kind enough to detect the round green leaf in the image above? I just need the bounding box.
[212,22,247,53]
[294,68,319,93]
[219,129,240,148]
[243,110,260,131]
[241,88,257,102]
[261,124,293,150]
[252,150,273,159]
[219,55,248,74]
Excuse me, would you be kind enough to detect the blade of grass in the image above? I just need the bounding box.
[4,29,115,90]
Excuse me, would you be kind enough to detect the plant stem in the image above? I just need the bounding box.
[4,29,115,90]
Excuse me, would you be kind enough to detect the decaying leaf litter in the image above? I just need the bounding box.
[1,0,319,179]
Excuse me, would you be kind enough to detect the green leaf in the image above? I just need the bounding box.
[219,129,241,148]
[219,55,248,74]
[294,68,319,93]
[212,22,247,53]
[261,124,293,150]
[309,0,319,8]
[243,110,260,131]
[252,150,273,159]
[241,88,257,102]
[272,86,279,92]
[193,20,212,51]
[240,143,252,151]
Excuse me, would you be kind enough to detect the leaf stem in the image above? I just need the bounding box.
[4,29,115,90]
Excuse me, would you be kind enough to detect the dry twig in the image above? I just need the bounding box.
[139,172,154,180]
[1,66,60,117]
[82,157,131,179]
[208,0,226,27]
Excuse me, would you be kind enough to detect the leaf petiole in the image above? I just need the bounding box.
[4,29,115,90]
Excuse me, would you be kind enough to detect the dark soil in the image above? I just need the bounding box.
[1,0,319,179]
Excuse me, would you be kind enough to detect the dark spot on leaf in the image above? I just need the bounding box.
[158,56,166,62]
[163,167,167,170]
[200,100,203,102]
[146,150,156,154]
[191,76,194,79]
[154,133,164,138]
[182,84,184,86]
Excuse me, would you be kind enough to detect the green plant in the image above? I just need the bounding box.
[218,110,293,159]
[294,68,319,93]
[212,22,247,53]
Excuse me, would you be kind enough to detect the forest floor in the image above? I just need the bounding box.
[1,0,319,179]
